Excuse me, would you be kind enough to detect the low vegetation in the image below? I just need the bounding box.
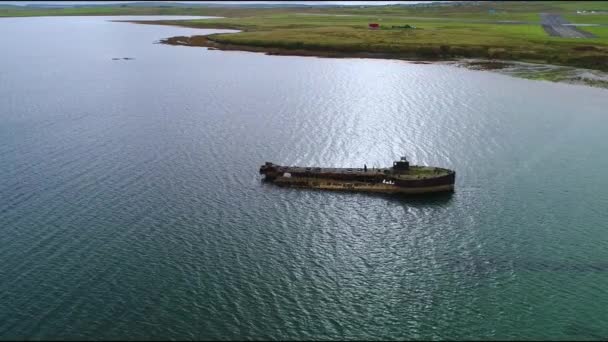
[2,1,607,71]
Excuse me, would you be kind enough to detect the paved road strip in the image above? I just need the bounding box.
[540,13,596,38]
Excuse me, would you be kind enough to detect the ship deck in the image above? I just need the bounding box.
[273,165,453,180]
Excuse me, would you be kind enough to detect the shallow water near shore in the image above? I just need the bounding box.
[451,58,608,89]
[1,16,608,340]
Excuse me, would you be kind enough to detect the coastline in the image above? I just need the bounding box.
[157,34,608,89]
[451,59,608,89]
[126,19,608,89]
[157,34,450,63]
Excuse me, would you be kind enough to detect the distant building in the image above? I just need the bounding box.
[369,23,380,29]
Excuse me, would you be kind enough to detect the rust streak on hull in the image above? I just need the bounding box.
[259,157,456,195]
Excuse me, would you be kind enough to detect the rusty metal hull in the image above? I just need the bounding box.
[260,161,456,194]
[271,177,454,194]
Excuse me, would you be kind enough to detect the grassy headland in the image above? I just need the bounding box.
[2,1,608,73]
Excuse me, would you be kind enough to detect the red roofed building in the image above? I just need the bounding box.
[368,23,379,29]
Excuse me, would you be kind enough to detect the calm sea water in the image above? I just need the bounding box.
[1,16,607,340]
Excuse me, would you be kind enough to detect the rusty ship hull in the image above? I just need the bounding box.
[259,158,455,195]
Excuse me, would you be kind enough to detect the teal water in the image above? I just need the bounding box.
[1,16,608,340]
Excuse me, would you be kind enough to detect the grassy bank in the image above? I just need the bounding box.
[142,11,608,71]
[2,1,608,71]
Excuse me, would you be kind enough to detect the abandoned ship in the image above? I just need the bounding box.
[259,157,455,194]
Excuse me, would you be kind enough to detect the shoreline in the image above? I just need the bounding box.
[158,33,608,89]
[157,34,451,63]
[126,20,608,89]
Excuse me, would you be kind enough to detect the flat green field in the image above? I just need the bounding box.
[1,1,607,71]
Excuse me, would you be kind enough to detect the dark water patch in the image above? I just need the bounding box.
[564,323,608,340]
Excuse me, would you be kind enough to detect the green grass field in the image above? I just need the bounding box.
[1,1,607,71]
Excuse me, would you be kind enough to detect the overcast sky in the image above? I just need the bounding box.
[1,1,435,6]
